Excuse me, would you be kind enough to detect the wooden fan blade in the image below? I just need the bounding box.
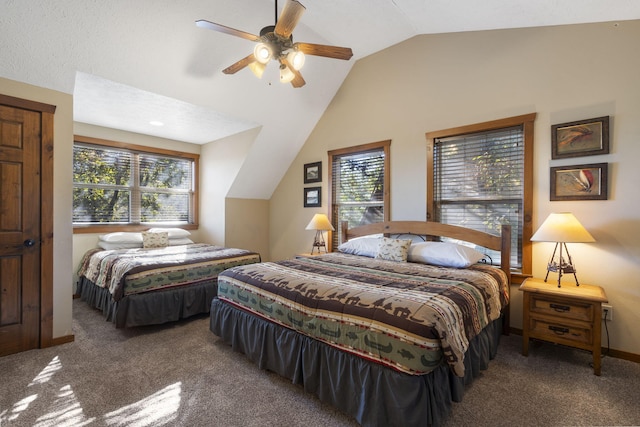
[290,70,305,88]
[296,42,353,60]
[196,20,261,42]
[274,0,306,39]
[223,54,256,75]
[281,58,306,88]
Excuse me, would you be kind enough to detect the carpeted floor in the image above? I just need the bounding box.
[444,330,640,426]
[1,299,639,426]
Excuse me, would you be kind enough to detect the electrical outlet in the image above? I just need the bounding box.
[602,304,613,321]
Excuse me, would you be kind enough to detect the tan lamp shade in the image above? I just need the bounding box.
[305,214,335,231]
[531,212,595,243]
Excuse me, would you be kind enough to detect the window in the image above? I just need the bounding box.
[73,135,199,232]
[426,114,536,273]
[328,140,390,249]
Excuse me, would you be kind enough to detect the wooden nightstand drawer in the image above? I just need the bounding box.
[529,294,593,322]
[520,278,608,375]
[528,317,592,346]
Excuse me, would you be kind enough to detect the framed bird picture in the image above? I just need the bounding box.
[550,163,608,200]
[551,116,609,159]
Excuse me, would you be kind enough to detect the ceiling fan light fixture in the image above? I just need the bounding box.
[279,64,295,83]
[287,50,305,70]
[248,61,266,78]
[254,43,272,64]
[197,0,352,88]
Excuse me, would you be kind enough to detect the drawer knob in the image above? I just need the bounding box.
[549,325,569,335]
[550,303,570,312]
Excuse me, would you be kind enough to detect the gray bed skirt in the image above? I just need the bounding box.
[210,298,502,427]
[77,276,217,328]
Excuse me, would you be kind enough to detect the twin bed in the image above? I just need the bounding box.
[76,236,261,328]
[77,221,511,426]
[210,221,511,427]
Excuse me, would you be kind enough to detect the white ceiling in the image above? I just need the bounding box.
[2,0,639,197]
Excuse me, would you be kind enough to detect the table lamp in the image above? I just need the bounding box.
[530,212,595,287]
[305,213,335,254]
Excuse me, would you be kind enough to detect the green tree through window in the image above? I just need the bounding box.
[328,140,390,249]
[73,136,198,229]
[73,144,132,223]
[426,113,536,273]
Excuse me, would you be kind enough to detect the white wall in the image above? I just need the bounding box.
[269,21,640,356]
[199,127,260,247]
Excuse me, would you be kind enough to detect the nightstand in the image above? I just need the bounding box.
[519,277,608,375]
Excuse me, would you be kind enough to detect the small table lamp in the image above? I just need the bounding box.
[531,212,595,287]
[305,213,335,254]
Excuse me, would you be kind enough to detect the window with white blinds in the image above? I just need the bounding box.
[434,126,523,267]
[328,140,390,249]
[427,114,536,272]
[73,136,198,228]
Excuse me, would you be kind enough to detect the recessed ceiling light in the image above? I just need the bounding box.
[149,120,164,126]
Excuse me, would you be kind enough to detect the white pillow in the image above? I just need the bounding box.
[408,242,485,268]
[99,232,143,243]
[337,237,381,258]
[147,227,191,239]
[168,238,195,246]
[375,237,412,262]
[98,241,142,250]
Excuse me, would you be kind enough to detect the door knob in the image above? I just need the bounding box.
[23,239,36,247]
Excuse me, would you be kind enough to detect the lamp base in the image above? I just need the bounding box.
[310,244,328,254]
[310,231,328,254]
[543,242,580,287]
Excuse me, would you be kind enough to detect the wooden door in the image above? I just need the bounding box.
[0,102,43,356]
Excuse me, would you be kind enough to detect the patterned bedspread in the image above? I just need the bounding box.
[216,252,508,377]
[77,244,261,301]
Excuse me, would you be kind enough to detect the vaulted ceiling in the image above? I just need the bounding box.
[2,0,639,198]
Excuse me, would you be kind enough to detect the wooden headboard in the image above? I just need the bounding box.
[340,220,511,276]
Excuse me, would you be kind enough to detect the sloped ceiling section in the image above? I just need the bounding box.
[73,72,258,144]
[2,0,639,199]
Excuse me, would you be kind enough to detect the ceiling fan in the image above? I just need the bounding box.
[196,0,353,88]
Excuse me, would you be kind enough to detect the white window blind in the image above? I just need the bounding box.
[330,145,387,247]
[73,143,195,225]
[434,126,523,267]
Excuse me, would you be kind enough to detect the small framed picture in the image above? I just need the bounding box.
[551,116,609,159]
[304,161,322,184]
[550,163,608,201]
[304,187,321,207]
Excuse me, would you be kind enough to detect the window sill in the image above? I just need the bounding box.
[510,271,531,285]
[73,223,197,234]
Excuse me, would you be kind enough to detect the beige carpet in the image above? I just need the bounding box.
[1,299,639,426]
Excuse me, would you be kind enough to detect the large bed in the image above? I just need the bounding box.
[210,221,511,426]
[77,239,261,328]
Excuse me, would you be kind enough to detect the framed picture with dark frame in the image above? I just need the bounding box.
[551,116,610,159]
[550,162,608,201]
[304,161,322,184]
[303,186,321,207]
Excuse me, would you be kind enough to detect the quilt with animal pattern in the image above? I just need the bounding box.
[77,244,261,301]
[216,252,508,377]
